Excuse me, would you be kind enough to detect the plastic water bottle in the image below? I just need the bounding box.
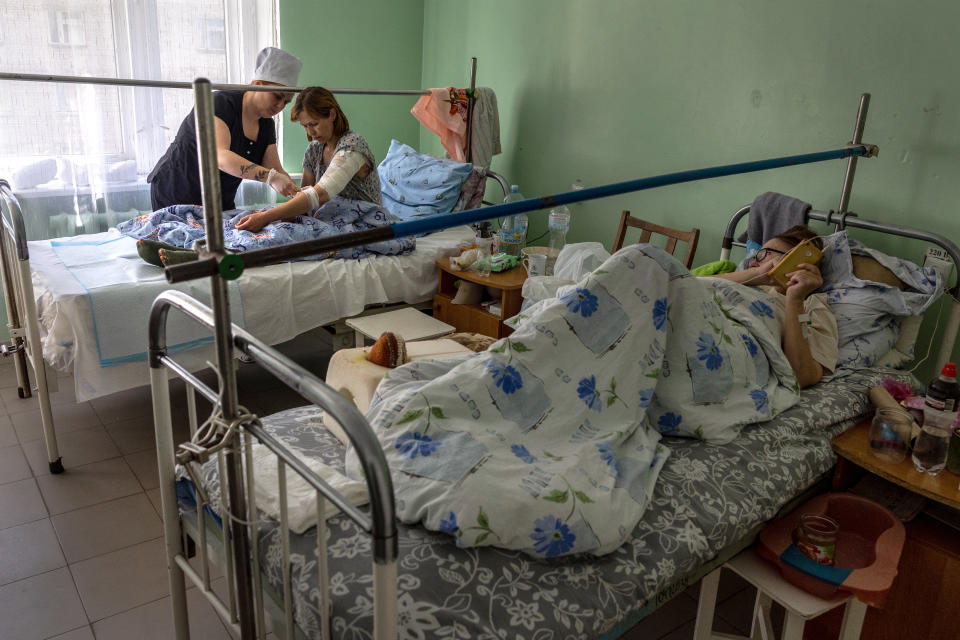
[546,205,571,275]
[499,185,528,257]
[912,362,960,474]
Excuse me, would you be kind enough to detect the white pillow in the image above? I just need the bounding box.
[57,158,90,186]
[105,160,137,183]
[11,159,58,190]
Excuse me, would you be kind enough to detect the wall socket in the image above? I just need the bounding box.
[923,246,954,284]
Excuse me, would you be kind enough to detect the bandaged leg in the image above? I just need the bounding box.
[137,237,183,267]
[159,247,199,265]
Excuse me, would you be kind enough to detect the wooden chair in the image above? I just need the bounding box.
[612,210,701,268]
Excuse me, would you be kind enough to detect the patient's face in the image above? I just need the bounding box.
[298,110,337,144]
[749,238,794,269]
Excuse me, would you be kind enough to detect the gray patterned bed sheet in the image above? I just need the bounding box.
[183,369,900,639]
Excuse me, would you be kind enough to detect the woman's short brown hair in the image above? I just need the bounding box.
[291,87,349,137]
[772,225,823,251]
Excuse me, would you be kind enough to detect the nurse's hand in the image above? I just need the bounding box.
[266,169,299,197]
[235,211,267,233]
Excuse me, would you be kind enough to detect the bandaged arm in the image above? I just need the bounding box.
[240,150,368,230]
[301,150,366,209]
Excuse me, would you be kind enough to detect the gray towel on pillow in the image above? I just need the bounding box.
[737,192,811,244]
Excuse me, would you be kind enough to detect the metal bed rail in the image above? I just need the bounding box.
[150,290,397,640]
[0,180,62,472]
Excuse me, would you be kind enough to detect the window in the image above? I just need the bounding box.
[48,9,85,46]
[200,18,226,52]
[0,0,274,182]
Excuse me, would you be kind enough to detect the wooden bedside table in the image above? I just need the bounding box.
[433,257,527,339]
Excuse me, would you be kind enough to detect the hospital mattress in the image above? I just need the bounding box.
[181,368,905,639]
[27,225,474,401]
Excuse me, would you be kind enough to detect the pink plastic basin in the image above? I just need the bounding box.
[757,493,905,607]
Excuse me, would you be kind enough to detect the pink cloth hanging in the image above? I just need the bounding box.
[411,88,469,162]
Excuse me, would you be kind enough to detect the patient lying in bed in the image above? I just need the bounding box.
[704,225,838,388]
[344,240,833,559]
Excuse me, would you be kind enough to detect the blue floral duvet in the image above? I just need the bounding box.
[116,197,415,260]
[344,244,808,559]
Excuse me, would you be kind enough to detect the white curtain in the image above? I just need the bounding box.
[0,0,274,238]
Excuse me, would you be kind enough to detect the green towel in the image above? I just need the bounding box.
[689,259,737,276]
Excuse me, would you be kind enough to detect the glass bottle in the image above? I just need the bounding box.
[546,205,571,275]
[499,185,528,257]
[913,362,960,474]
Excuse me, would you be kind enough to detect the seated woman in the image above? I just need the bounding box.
[141,86,382,265]
[705,225,837,388]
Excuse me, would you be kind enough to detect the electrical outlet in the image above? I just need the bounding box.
[923,247,954,285]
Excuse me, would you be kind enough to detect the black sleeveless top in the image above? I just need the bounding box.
[147,91,276,211]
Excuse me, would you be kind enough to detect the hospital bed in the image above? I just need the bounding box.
[0,57,503,472]
[149,89,960,639]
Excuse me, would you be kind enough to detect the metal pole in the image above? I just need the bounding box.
[192,78,256,638]
[0,71,427,95]
[837,93,870,227]
[464,57,477,162]
[164,144,873,284]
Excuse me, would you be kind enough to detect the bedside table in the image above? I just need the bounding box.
[433,257,527,339]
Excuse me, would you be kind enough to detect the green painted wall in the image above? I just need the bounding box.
[420,0,960,378]
[277,0,425,170]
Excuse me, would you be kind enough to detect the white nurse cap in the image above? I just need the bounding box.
[252,47,302,88]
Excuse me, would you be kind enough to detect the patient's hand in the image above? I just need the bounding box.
[785,263,823,302]
[235,211,267,233]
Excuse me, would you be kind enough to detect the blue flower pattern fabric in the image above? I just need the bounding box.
[816,231,941,371]
[345,243,803,559]
[116,199,415,260]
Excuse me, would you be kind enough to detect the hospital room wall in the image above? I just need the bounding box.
[420,0,960,379]
[277,0,425,169]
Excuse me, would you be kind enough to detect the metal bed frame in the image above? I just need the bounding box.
[0,58,506,474]
[143,87,960,640]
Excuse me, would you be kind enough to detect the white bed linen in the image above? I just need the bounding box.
[29,225,474,401]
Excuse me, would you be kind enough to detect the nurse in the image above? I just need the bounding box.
[147,46,302,212]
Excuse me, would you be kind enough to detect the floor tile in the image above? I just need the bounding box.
[70,537,169,622]
[36,458,142,515]
[147,487,163,518]
[0,519,65,585]
[11,402,101,443]
[126,449,160,490]
[90,386,154,425]
[52,493,162,563]
[105,416,158,454]
[0,383,77,415]
[0,443,32,484]
[619,592,700,639]
[21,427,120,476]
[715,583,757,635]
[0,414,16,447]
[0,478,47,530]
[0,363,25,391]
[47,626,95,640]
[658,614,743,639]
[685,568,753,604]
[93,587,232,640]
[0,568,88,640]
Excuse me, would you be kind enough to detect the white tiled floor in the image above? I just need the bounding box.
[0,340,772,639]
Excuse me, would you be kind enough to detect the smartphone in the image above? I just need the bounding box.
[768,239,823,287]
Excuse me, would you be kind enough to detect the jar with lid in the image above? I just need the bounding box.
[792,513,839,566]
